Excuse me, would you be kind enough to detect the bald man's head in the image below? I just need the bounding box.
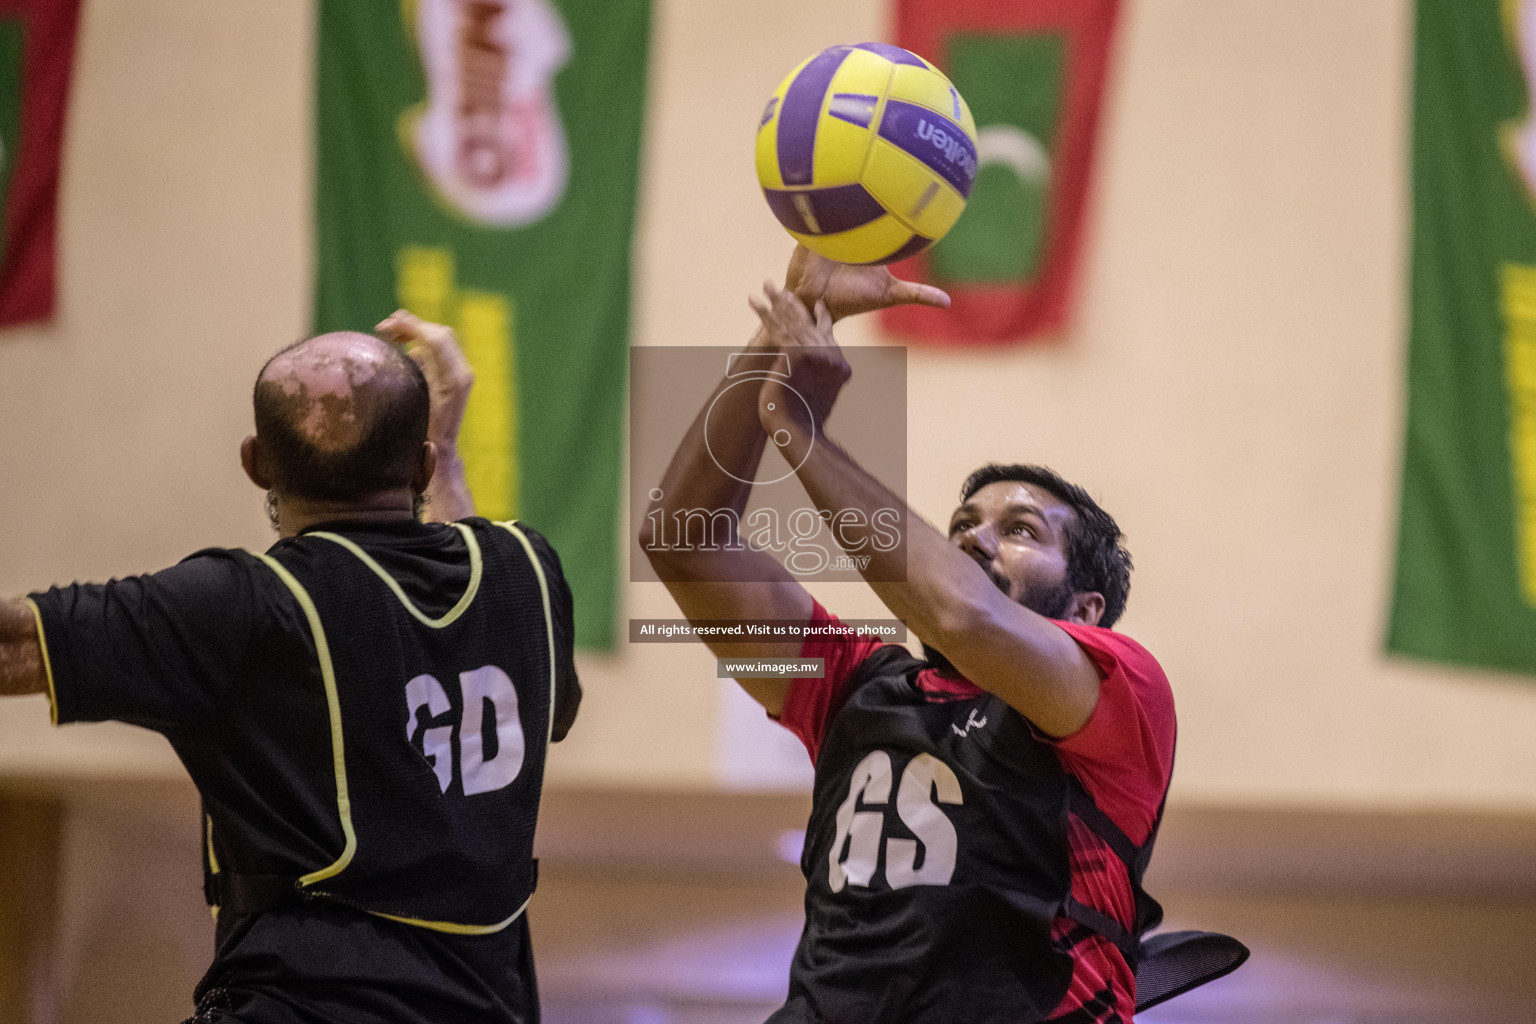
[252,332,430,502]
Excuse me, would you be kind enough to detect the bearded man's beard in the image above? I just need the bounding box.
[921,564,1077,677]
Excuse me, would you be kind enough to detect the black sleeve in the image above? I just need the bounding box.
[517,525,581,742]
[27,550,259,733]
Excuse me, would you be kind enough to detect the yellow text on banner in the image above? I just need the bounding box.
[1501,261,1536,603]
[396,245,518,521]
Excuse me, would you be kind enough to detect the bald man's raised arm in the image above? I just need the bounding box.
[377,310,477,522]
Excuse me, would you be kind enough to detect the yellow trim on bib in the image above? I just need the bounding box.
[496,522,556,744]
[309,522,483,629]
[205,815,221,875]
[369,894,530,935]
[254,552,358,887]
[205,814,222,920]
[22,598,59,725]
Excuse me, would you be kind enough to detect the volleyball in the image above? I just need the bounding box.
[755,42,978,266]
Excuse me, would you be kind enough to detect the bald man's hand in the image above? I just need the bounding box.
[377,311,474,451]
[377,310,477,522]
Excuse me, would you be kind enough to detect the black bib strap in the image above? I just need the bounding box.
[1062,895,1139,967]
[1065,773,1140,871]
[205,872,302,915]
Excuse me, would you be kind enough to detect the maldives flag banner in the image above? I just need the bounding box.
[315,0,651,648]
[1389,0,1536,676]
[880,0,1119,345]
[0,0,79,328]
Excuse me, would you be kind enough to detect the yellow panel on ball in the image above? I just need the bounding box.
[754,117,788,191]
[756,123,785,191]
[790,212,915,265]
[811,116,876,188]
[860,137,963,238]
[811,50,895,186]
[829,47,900,101]
[908,183,966,241]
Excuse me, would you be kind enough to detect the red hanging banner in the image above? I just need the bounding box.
[0,0,80,328]
[881,0,1119,345]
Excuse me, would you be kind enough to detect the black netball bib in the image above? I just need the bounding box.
[213,518,556,934]
[773,645,1118,1024]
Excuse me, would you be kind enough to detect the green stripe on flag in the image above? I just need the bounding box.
[315,0,649,648]
[930,33,1065,285]
[0,18,25,260]
[1389,0,1536,674]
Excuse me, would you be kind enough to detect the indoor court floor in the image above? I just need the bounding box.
[532,864,1536,1024]
[12,783,1536,1024]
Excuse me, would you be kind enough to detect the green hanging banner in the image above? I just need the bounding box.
[1390,0,1536,673]
[315,0,651,648]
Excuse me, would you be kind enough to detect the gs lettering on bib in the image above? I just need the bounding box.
[827,750,962,892]
[781,645,1080,1023]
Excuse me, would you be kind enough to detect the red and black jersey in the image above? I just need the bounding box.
[769,604,1176,1023]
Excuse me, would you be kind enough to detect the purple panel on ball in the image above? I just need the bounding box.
[763,188,815,234]
[776,46,852,187]
[851,41,928,67]
[760,96,779,128]
[827,93,878,129]
[877,100,978,199]
[860,232,933,266]
[763,184,887,236]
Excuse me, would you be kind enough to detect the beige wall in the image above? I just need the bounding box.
[0,0,313,777]
[3,0,1535,810]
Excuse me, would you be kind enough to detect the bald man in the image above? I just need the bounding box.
[0,313,580,1024]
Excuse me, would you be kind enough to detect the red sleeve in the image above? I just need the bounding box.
[1048,623,1176,846]
[772,601,885,764]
